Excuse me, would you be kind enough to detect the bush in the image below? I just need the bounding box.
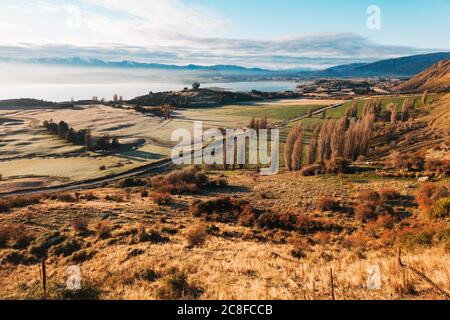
[398,231,433,250]
[415,183,449,214]
[83,192,98,201]
[324,157,350,173]
[117,177,146,188]
[289,237,309,259]
[190,197,252,223]
[379,188,401,201]
[55,193,78,202]
[430,197,450,219]
[94,222,112,239]
[150,192,173,206]
[0,225,10,247]
[357,191,381,203]
[316,197,340,211]
[105,193,124,202]
[151,167,210,194]
[156,271,202,300]
[185,224,208,248]
[71,217,89,233]
[299,164,324,176]
[0,194,43,213]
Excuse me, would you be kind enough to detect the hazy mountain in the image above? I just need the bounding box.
[1,52,449,79]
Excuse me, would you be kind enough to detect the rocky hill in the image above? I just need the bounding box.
[395,59,450,93]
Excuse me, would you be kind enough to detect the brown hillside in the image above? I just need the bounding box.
[395,59,450,93]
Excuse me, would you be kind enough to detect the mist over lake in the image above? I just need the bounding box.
[0,62,297,101]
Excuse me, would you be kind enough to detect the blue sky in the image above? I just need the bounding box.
[0,0,448,69]
[188,0,450,48]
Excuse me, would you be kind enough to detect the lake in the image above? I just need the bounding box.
[0,81,298,102]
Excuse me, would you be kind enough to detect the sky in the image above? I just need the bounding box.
[0,0,449,69]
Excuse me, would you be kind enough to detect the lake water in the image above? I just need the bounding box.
[0,81,298,102]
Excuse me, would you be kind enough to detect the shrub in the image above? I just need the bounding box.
[50,239,82,257]
[117,177,146,188]
[398,231,433,250]
[94,222,112,239]
[150,193,173,206]
[84,192,98,201]
[415,183,449,214]
[190,197,252,223]
[357,191,381,203]
[55,193,78,202]
[289,237,309,259]
[355,202,379,221]
[185,224,208,248]
[156,271,202,300]
[105,193,124,202]
[0,194,43,213]
[0,225,10,247]
[379,188,401,201]
[299,164,324,176]
[71,217,89,233]
[151,167,210,194]
[324,157,350,173]
[430,197,450,219]
[316,197,340,211]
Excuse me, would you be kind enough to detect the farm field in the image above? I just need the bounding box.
[0,99,341,193]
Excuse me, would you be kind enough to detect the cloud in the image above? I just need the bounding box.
[0,1,440,69]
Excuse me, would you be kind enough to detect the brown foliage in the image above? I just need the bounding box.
[0,194,43,213]
[71,217,89,233]
[185,223,208,248]
[150,192,173,206]
[316,197,340,212]
[150,166,209,194]
[284,126,303,171]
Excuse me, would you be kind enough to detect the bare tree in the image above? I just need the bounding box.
[308,124,321,165]
[291,128,304,171]
[284,126,303,170]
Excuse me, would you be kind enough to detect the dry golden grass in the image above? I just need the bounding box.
[0,172,449,300]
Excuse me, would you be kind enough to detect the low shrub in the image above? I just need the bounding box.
[54,193,78,202]
[150,193,173,206]
[430,197,450,219]
[299,164,324,176]
[379,188,401,201]
[71,217,89,233]
[316,197,340,211]
[357,191,381,203]
[0,194,43,213]
[105,193,124,202]
[156,271,202,300]
[398,231,433,250]
[94,222,112,239]
[185,223,208,248]
[415,183,449,215]
[151,166,210,194]
[117,177,146,188]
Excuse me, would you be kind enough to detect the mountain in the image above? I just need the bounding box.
[2,52,450,79]
[394,59,450,93]
[300,52,450,78]
[0,56,274,74]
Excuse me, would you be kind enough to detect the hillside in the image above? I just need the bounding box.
[395,59,450,93]
[302,52,450,78]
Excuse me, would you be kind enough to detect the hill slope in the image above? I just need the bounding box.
[395,59,450,93]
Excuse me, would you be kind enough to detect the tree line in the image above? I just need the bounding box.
[42,120,120,152]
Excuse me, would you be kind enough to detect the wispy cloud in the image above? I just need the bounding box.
[0,0,441,69]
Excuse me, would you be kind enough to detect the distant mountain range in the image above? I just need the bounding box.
[1,52,449,79]
[298,52,450,78]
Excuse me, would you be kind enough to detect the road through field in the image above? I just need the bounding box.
[0,102,345,197]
